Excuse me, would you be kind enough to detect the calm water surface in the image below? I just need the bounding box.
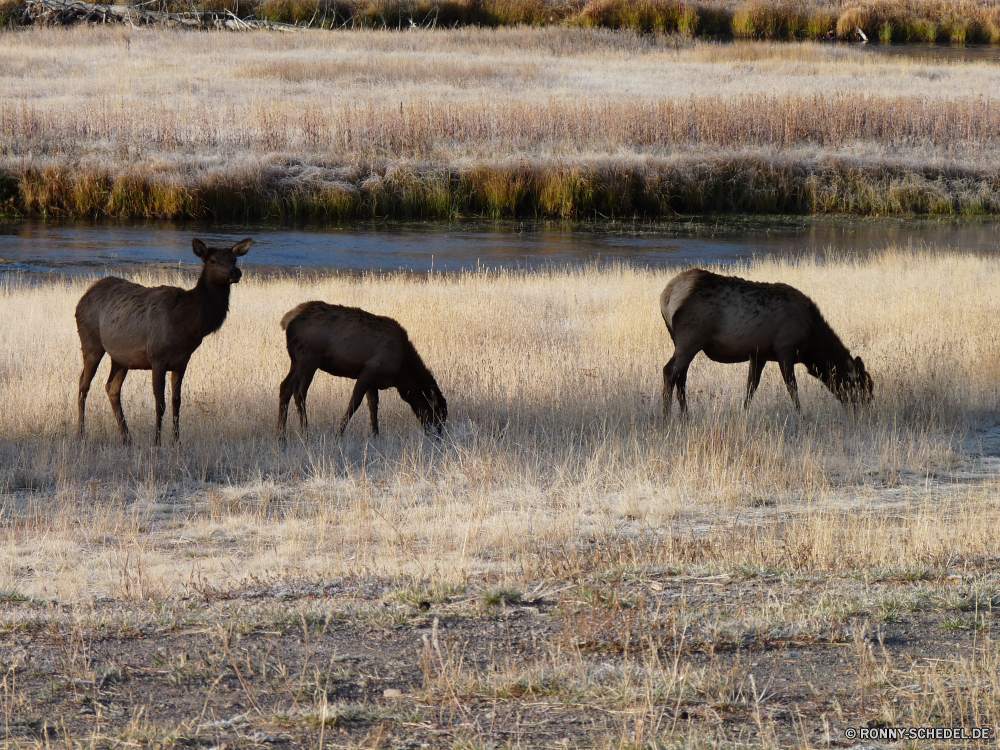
[1,219,999,275]
[868,42,1000,63]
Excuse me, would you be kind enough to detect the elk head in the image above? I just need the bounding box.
[193,238,253,285]
[833,356,874,407]
[413,385,448,436]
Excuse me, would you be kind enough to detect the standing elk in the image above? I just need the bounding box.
[660,268,873,415]
[75,237,253,445]
[278,301,447,439]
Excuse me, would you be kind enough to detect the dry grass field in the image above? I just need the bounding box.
[4,26,1000,218]
[4,13,1000,747]
[3,251,1000,745]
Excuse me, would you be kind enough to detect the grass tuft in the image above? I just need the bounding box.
[483,588,523,607]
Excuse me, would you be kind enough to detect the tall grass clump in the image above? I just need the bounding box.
[836,0,1000,44]
[577,0,691,34]
[16,0,1000,40]
[183,0,583,28]
[732,1,803,39]
[0,0,24,25]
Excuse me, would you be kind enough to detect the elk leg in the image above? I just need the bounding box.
[664,348,697,417]
[170,368,186,443]
[78,350,104,437]
[674,361,691,415]
[339,374,376,436]
[106,360,130,445]
[277,365,297,440]
[778,358,802,412]
[152,368,167,446]
[293,366,316,435]
[662,358,675,418]
[366,389,380,436]
[744,355,766,409]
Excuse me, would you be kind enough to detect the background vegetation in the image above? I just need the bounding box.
[3,28,1000,220]
[10,0,1000,43]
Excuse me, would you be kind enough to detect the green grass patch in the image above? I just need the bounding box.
[0,588,30,603]
[483,586,522,607]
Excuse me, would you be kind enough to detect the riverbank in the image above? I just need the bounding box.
[4,27,1000,220]
[10,154,1000,220]
[10,0,1000,44]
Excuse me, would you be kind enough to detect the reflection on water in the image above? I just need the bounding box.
[0,219,998,275]
[867,42,1000,64]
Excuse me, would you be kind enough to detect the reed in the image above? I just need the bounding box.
[7,156,1000,220]
[12,0,1000,41]
[250,0,572,28]
[836,0,1000,43]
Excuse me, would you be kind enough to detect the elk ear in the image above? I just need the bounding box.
[232,238,254,257]
[855,356,867,375]
[192,238,208,259]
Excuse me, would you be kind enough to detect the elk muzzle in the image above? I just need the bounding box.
[228,268,243,284]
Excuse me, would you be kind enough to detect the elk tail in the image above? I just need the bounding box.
[280,303,311,331]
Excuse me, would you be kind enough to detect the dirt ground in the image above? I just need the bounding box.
[3,571,995,749]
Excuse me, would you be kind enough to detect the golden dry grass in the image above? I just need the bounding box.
[4,26,1000,218]
[2,251,1000,604]
[6,27,1000,160]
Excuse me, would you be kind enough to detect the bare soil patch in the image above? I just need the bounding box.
[3,573,997,748]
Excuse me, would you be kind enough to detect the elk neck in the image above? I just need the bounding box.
[801,312,852,382]
[397,344,437,400]
[187,271,233,338]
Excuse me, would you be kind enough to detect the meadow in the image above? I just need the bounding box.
[4,26,1000,219]
[3,252,1000,744]
[4,9,1000,745]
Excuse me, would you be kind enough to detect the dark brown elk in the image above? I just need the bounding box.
[75,237,253,445]
[278,301,447,439]
[660,268,873,415]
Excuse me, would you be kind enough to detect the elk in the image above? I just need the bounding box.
[75,237,253,445]
[660,268,873,415]
[278,301,447,439]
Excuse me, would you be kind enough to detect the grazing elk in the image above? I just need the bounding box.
[75,237,253,445]
[278,301,447,439]
[660,268,873,416]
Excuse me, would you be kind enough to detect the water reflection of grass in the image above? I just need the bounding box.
[4,27,1000,219]
[1,250,998,602]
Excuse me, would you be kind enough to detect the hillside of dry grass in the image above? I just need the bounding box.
[2,27,1000,219]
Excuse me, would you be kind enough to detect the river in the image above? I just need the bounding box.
[1,218,999,276]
